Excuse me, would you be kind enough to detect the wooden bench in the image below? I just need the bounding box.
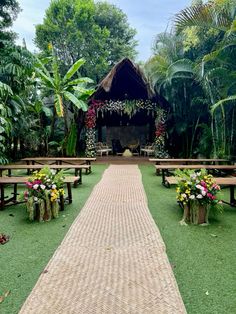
[164,176,236,207]
[0,164,90,184]
[155,164,236,187]
[150,158,230,165]
[0,176,79,211]
[22,157,96,174]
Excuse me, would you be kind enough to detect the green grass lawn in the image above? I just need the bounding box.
[1,164,236,314]
[0,165,107,314]
[140,165,236,314]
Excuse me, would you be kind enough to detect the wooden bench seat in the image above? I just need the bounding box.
[0,176,80,210]
[0,164,90,184]
[22,157,96,174]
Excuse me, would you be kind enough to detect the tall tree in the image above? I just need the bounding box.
[0,0,20,44]
[35,0,137,83]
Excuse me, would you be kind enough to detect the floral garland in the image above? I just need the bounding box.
[85,99,162,157]
[24,167,65,222]
[154,108,169,158]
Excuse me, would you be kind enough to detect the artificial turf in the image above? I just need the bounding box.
[0,165,107,314]
[140,165,236,314]
[1,164,236,314]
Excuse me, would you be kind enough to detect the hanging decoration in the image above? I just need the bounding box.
[154,108,169,158]
[85,99,166,157]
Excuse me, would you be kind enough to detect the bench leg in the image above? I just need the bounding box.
[67,183,72,204]
[60,194,64,211]
[0,184,4,210]
[79,169,82,185]
[86,161,91,174]
[230,186,236,206]
[13,183,18,202]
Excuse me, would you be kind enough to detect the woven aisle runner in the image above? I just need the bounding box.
[19,165,186,314]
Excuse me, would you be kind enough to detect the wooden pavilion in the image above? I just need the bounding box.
[85,58,168,157]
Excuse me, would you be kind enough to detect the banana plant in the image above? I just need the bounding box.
[35,51,94,118]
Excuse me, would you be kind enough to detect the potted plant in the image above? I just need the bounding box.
[175,169,223,225]
[24,167,65,222]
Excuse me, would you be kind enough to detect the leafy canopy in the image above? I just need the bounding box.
[35,0,137,82]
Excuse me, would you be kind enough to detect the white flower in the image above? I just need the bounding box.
[52,184,56,189]
[181,193,187,198]
[196,194,203,199]
[33,184,39,189]
[189,195,195,200]
[34,197,38,202]
[40,184,46,190]
[201,190,206,196]
[196,184,202,189]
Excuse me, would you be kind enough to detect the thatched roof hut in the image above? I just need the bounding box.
[91,58,168,107]
[85,58,168,155]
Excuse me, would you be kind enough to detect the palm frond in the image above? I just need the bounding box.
[211,95,236,113]
[166,59,194,82]
[175,4,232,33]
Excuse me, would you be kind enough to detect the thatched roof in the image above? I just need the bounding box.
[90,58,168,107]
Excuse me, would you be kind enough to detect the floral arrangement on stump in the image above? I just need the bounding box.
[24,167,65,222]
[175,169,222,225]
[154,108,169,158]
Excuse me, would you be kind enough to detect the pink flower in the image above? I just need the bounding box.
[207,193,212,198]
[33,180,42,185]
[26,182,33,188]
[201,181,207,187]
[213,184,220,190]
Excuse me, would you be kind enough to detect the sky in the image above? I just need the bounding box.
[12,0,191,61]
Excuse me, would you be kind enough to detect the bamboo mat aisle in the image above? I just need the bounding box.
[19,165,186,314]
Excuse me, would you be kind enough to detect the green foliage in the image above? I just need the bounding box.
[35,49,92,117]
[65,123,77,156]
[0,0,20,43]
[35,0,137,82]
[175,0,235,33]
[146,0,236,158]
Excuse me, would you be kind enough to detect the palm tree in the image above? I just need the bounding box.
[174,0,236,157]
[145,32,209,157]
